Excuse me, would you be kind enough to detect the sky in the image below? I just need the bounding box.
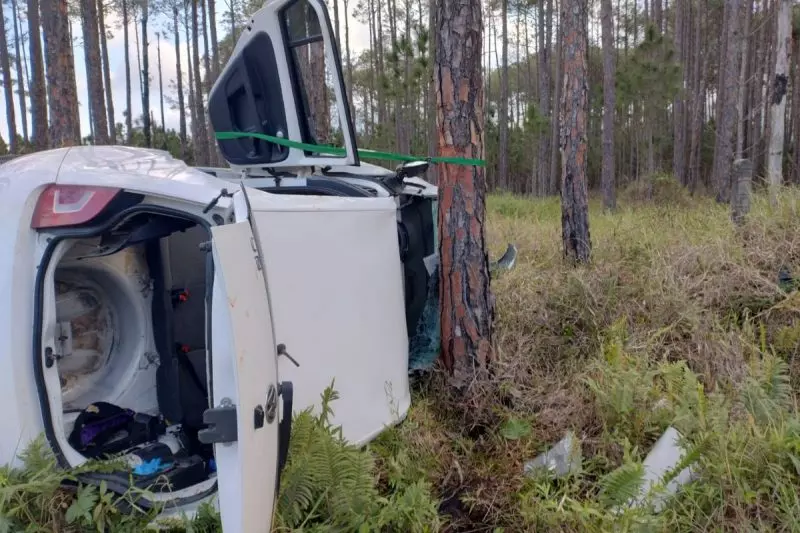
[0,3,373,142]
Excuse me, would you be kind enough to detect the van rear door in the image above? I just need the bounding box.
[204,221,281,532]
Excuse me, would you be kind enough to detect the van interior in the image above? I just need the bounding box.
[40,209,219,501]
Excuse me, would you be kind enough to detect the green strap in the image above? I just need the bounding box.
[215,131,485,167]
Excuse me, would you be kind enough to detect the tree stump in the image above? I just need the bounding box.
[731,158,753,226]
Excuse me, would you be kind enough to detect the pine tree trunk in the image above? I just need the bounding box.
[376,0,386,125]
[333,0,340,45]
[41,0,81,147]
[134,15,143,109]
[735,0,752,158]
[514,14,521,138]
[601,0,616,211]
[434,0,493,385]
[367,0,376,135]
[186,3,199,152]
[141,1,151,147]
[711,0,743,203]
[344,0,354,118]
[157,33,166,143]
[549,10,562,195]
[673,0,687,184]
[228,0,235,38]
[82,0,109,144]
[192,0,209,163]
[792,31,800,184]
[11,0,28,143]
[201,0,218,165]
[760,0,776,176]
[123,0,133,142]
[653,0,662,32]
[0,6,17,152]
[767,0,791,203]
[310,40,330,141]
[687,2,705,190]
[27,0,48,149]
[174,6,187,156]
[427,0,438,184]
[98,0,116,143]
[560,0,591,263]
[498,0,509,190]
[208,0,220,78]
[83,14,96,142]
[536,0,552,196]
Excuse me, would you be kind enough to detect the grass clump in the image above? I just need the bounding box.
[619,173,693,207]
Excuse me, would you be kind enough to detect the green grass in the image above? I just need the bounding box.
[8,181,800,531]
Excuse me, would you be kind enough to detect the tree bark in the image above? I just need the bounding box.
[186,2,199,152]
[735,0,752,158]
[427,0,438,184]
[537,0,552,196]
[310,40,331,142]
[174,6,187,156]
[11,0,28,143]
[27,0,48,149]
[560,0,591,263]
[344,0,354,117]
[333,0,340,45]
[549,5,562,196]
[192,0,209,163]
[792,28,800,184]
[208,0,220,78]
[0,5,17,152]
[41,0,81,147]
[711,0,743,203]
[434,0,493,385]
[98,0,116,143]
[81,0,109,144]
[767,0,791,203]
[157,32,166,141]
[601,0,616,211]
[141,1,151,147]
[688,0,705,191]
[760,0,776,176]
[123,0,133,142]
[498,0,509,190]
[673,0,687,184]
[201,0,218,165]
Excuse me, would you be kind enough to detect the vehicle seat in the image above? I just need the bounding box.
[150,226,210,429]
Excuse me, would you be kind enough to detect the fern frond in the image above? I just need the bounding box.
[598,461,646,509]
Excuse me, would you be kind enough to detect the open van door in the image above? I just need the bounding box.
[208,0,358,172]
[202,221,282,533]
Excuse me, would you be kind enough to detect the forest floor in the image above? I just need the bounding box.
[372,179,800,532]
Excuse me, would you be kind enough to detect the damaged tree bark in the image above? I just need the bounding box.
[434,0,494,386]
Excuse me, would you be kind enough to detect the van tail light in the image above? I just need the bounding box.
[31,185,121,229]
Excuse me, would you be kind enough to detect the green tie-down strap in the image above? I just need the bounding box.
[214,131,486,167]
